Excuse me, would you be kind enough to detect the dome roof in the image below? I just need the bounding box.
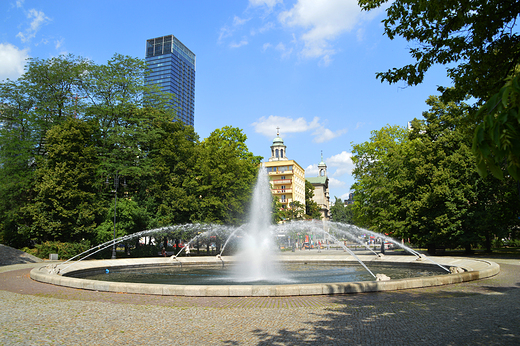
[272,136,284,145]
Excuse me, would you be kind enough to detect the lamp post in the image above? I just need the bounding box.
[106,172,126,259]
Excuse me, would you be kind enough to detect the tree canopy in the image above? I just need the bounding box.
[305,180,322,220]
[0,54,262,247]
[359,0,520,179]
[351,97,520,252]
[330,197,353,224]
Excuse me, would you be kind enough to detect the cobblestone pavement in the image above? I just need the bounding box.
[1,257,519,345]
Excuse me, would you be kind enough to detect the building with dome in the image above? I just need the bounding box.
[305,153,330,220]
[263,129,306,210]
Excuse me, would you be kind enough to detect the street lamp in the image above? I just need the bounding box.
[106,172,126,259]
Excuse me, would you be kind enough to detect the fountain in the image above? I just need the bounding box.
[30,167,500,296]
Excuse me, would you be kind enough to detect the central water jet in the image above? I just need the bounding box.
[230,167,284,283]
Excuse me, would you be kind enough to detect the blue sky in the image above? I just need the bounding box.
[1,0,452,201]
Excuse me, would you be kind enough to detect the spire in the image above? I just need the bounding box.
[318,151,327,177]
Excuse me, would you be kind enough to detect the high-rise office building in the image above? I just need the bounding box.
[145,35,195,126]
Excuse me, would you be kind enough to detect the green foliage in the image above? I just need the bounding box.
[359,0,520,180]
[473,74,520,180]
[330,197,353,224]
[351,97,520,250]
[191,126,263,225]
[278,201,306,221]
[22,118,104,243]
[305,180,322,220]
[0,54,262,249]
[358,0,520,103]
[96,198,148,244]
[351,124,409,229]
[23,240,91,260]
[140,117,199,227]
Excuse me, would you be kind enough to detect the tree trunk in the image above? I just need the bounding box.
[464,243,473,255]
[485,232,492,253]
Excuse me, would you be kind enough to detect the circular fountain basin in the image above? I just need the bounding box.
[30,255,500,297]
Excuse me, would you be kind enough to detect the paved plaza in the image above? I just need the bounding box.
[1,252,519,345]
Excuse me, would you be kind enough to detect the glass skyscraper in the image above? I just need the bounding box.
[145,35,196,126]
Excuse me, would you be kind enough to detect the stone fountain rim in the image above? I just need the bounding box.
[30,255,500,297]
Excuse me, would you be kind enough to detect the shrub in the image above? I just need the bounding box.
[504,239,520,247]
[131,244,160,257]
[30,240,92,260]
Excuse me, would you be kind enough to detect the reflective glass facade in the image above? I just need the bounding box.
[145,35,195,126]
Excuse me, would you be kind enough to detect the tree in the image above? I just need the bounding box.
[96,198,148,244]
[139,116,199,227]
[22,118,104,243]
[359,0,520,179]
[473,74,520,180]
[305,180,322,220]
[279,201,306,221]
[0,54,91,246]
[330,197,353,224]
[359,0,520,103]
[404,97,519,251]
[0,54,178,246]
[351,125,409,229]
[352,96,520,251]
[191,126,262,225]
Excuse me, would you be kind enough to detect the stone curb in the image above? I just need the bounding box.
[30,255,500,297]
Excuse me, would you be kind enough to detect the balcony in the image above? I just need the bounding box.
[272,179,292,185]
[272,188,292,195]
[268,171,293,176]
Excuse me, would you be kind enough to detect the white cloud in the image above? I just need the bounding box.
[0,43,29,80]
[249,0,282,9]
[339,191,351,200]
[305,164,319,176]
[230,39,249,48]
[275,42,293,59]
[262,42,272,51]
[328,177,346,188]
[16,0,25,8]
[355,122,365,129]
[54,38,63,49]
[218,26,233,44]
[312,127,347,143]
[251,22,276,36]
[278,0,364,63]
[16,9,51,43]
[326,151,354,177]
[252,115,321,137]
[218,16,250,44]
[252,115,346,143]
[233,15,248,26]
